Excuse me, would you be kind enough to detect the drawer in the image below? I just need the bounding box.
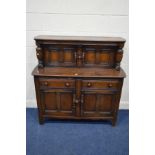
[39,78,75,89]
[82,79,120,90]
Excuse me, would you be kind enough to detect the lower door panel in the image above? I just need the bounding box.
[40,90,76,117]
[81,91,116,117]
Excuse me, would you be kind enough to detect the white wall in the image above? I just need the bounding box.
[26,0,129,108]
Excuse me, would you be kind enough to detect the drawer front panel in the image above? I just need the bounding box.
[39,78,75,89]
[82,79,120,90]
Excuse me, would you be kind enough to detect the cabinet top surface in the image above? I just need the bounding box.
[32,67,126,78]
[34,35,125,42]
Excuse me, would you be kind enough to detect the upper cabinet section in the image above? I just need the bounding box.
[35,35,125,70]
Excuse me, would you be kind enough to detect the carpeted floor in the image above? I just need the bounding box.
[26,108,129,155]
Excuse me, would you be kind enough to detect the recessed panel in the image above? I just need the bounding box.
[97,94,112,112]
[83,94,96,111]
[44,92,57,110]
[84,48,96,64]
[99,51,115,66]
[100,52,110,63]
[50,50,60,62]
[63,48,75,63]
[60,93,73,111]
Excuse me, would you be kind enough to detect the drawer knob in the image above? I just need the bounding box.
[65,82,70,87]
[44,82,48,86]
[108,83,113,88]
[87,82,92,87]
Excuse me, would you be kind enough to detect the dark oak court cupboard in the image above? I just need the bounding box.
[32,35,126,126]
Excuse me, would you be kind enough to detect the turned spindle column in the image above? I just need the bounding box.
[36,44,44,68]
[115,44,124,70]
[75,46,84,67]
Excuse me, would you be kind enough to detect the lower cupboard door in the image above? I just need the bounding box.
[40,90,76,116]
[81,92,116,117]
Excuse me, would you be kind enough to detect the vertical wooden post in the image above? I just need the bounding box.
[75,79,81,116]
[115,43,124,70]
[36,43,44,68]
[76,46,84,67]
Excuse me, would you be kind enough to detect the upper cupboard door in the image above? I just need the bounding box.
[83,45,116,67]
[43,45,76,67]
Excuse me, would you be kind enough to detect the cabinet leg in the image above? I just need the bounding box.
[39,116,45,125]
[111,119,116,127]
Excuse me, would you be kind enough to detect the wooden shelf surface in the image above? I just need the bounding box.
[32,66,126,78]
[34,35,125,42]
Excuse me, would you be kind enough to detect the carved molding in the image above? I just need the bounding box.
[76,47,84,67]
[36,47,43,68]
[115,49,123,70]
